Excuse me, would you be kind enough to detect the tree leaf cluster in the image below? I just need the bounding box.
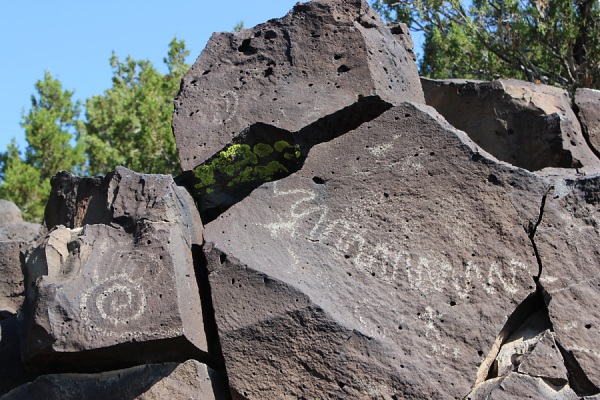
[372,0,600,89]
[0,38,190,222]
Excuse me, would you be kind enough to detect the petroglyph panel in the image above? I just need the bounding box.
[204,103,546,398]
[22,222,206,365]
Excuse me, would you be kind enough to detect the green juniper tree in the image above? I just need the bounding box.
[85,38,189,175]
[0,38,191,221]
[0,72,85,222]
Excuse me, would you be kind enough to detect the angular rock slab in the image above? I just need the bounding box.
[466,374,579,400]
[204,103,548,398]
[536,176,600,393]
[20,168,207,372]
[173,0,424,171]
[575,88,600,155]
[0,360,228,400]
[421,78,600,172]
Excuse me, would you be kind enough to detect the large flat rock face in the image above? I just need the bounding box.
[575,88,600,155]
[203,103,549,398]
[536,176,600,393]
[173,0,424,171]
[1,360,227,400]
[421,78,600,173]
[20,167,207,372]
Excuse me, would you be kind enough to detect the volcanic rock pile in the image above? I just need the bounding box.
[1,0,600,398]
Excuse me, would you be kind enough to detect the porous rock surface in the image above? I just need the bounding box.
[421,78,600,172]
[0,359,227,400]
[575,88,600,155]
[19,167,207,372]
[1,0,600,398]
[173,0,424,172]
[203,102,551,398]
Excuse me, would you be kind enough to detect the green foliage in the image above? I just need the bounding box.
[0,38,191,221]
[0,72,85,222]
[372,0,600,90]
[194,141,300,193]
[0,140,50,222]
[233,20,245,32]
[85,38,189,175]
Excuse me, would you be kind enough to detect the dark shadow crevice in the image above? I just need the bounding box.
[178,95,393,223]
[191,243,233,400]
[555,340,600,396]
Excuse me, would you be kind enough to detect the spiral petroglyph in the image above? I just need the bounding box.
[79,250,163,336]
[82,275,147,326]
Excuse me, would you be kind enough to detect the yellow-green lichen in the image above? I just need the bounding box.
[253,143,273,158]
[194,141,301,194]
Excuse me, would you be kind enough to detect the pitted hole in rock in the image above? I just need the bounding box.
[264,67,274,77]
[312,176,325,184]
[238,38,257,55]
[219,253,227,264]
[488,174,502,186]
[264,30,277,40]
[337,65,350,74]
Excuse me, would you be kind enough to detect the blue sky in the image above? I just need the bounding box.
[0,0,300,153]
[0,1,422,155]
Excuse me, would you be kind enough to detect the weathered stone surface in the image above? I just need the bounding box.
[20,167,207,372]
[173,0,424,172]
[203,102,549,398]
[0,242,29,317]
[536,176,600,393]
[466,373,579,400]
[0,200,44,317]
[575,88,600,155]
[518,330,569,382]
[0,360,228,400]
[0,222,43,243]
[421,78,600,172]
[0,200,22,225]
[0,317,29,396]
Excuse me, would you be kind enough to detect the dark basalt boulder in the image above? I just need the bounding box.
[19,167,207,373]
[173,0,424,173]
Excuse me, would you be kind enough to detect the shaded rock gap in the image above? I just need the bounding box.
[528,186,552,282]
[555,340,600,396]
[191,243,232,400]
